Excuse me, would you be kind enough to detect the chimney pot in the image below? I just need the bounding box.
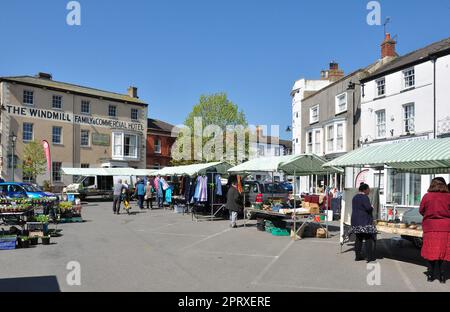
[128,86,138,98]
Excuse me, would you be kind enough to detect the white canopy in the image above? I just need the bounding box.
[62,168,157,177]
[154,162,232,177]
[228,154,339,176]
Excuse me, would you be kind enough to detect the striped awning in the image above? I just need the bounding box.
[324,138,450,174]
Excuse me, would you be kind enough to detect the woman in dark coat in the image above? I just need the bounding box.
[226,178,243,229]
[351,183,377,263]
[420,178,450,284]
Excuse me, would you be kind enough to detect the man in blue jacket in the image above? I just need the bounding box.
[135,178,146,210]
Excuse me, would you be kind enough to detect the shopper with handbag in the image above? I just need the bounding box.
[351,183,377,263]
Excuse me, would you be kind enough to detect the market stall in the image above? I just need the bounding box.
[323,138,450,249]
[0,198,59,250]
[228,154,342,240]
[153,162,232,221]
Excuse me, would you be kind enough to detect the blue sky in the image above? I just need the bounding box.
[1,0,449,139]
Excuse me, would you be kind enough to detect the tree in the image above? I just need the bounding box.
[172,93,250,165]
[21,141,47,183]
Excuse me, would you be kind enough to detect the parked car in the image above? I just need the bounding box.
[279,182,293,192]
[0,183,58,200]
[243,181,290,219]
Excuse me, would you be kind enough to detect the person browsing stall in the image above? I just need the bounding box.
[351,183,377,263]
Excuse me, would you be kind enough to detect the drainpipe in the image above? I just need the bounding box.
[431,55,437,139]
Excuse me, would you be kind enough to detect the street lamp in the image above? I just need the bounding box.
[10,133,17,182]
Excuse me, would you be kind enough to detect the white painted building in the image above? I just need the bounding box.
[359,36,450,212]
[291,78,330,155]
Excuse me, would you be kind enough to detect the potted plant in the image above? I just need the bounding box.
[41,236,51,245]
[29,236,39,246]
[19,236,30,248]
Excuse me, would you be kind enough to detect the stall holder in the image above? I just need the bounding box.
[228,154,342,241]
[323,138,450,249]
[154,162,232,221]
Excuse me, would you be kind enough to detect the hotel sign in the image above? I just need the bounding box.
[6,105,145,132]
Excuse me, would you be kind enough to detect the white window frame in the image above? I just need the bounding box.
[375,110,386,139]
[335,93,347,114]
[310,105,319,124]
[23,123,34,142]
[336,123,344,152]
[23,90,34,106]
[326,125,335,153]
[403,67,415,90]
[52,126,63,145]
[155,138,162,154]
[376,78,386,97]
[112,132,139,160]
[52,95,63,110]
[81,130,90,147]
[306,131,313,153]
[403,103,415,134]
[81,100,91,115]
[314,129,322,155]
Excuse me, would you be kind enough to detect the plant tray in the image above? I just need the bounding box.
[59,217,83,224]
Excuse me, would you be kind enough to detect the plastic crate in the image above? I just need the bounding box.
[0,236,17,250]
[271,228,290,237]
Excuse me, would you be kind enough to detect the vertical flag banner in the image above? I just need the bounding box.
[42,140,51,173]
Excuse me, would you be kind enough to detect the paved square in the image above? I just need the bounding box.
[0,201,448,292]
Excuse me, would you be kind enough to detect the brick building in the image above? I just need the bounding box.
[146,118,177,169]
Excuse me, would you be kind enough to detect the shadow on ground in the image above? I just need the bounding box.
[0,276,61,292]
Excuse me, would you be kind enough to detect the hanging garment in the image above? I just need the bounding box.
[180,177,184,196]
[161,178,170,191]
[215,174,223,196]
[154,178,160,192]
[199,176,208,202]
[165,187,173,204]
[237,176,243,194]
[184,177,191,201]
[194,176,202,201]
[158,179,164,198]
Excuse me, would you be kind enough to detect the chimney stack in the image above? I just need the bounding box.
[381,33,397,59]
[128,86,138,98]
[37,72,52,80]
[327,62,344,82]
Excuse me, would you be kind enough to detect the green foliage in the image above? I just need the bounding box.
[173,93,249,165]
[21,141,47,183]
[184,93,247,130]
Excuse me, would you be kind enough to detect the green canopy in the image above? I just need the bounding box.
[323,138,450,174]
[228,154,340,176]
[154,162,232,177]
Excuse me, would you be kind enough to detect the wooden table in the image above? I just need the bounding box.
[376,225,423,238]
[244,208,328,240]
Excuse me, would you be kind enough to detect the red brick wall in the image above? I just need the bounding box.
[146,133,176,169]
